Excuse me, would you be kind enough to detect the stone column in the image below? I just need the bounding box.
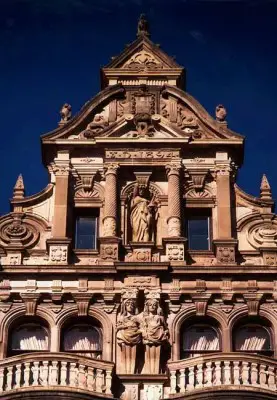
[103,163,119,237]
[100,163,120,262]
[166,161,182,237]
[47,150,71,264]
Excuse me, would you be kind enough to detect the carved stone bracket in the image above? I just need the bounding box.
[188,169,209,191]
[243,293,263,316]
[191,294,211,316]
[0,280,11,302]
[21,293,41,316]
[73,293,93,316]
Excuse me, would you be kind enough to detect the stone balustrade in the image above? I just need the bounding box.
[0,352,114,396]
[168,353,277,395]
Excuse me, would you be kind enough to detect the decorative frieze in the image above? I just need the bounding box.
[105,149,179,160]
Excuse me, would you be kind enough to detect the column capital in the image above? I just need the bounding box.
[165,160,182,176]
[104,162,119,175]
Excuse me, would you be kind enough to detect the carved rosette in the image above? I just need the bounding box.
[216,246,236,265]
[49,245,68,264]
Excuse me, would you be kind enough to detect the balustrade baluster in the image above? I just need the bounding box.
[205,362,212,387]
[233,361,240,385]
[78,364,86,388]
[14,364,21,389]
[196,364,203,388]
[251,363,258,386]
[179,369,186,393]
[0,367,4,392]
[268,366,275,390]
[60,362,67,386]
[214,361,221,386]
[87,367,95,391]
[187,366,194,391]
[69,363,78,387]
[41,361,49,386]
[224,360,231,385]
[169,370,177,394]
[23,362,31,388]
[260,364,267,387]
[32,362,39,386]
[6,366,13,390]
[50,361,59,385]
[105,369,112,394]
[242,362,249,385]
[96,369,103,393]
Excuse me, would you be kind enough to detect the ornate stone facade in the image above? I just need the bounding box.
[0,16,277,400]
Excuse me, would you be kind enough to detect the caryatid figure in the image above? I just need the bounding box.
[116,293,141,374]
[139,297,169,374]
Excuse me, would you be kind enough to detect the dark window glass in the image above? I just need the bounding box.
[182,325,220,358]
[75,216,97,249]
[234,325,272,355]
[63,324,102,359]
[187,216,210,250]
[10,324,49,355]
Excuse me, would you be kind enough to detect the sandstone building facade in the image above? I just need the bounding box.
[0,16,277,400]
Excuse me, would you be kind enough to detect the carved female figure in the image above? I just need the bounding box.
[116,298,141,374]
[130,184,156,242]
[139,298,169,374]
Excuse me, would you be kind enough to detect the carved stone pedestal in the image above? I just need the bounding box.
[261,247,277,266]
[126,242,155,262]
[163,237,186,266]
[213,239,237,265]
[99,237,121,262]
[46,238,71,265]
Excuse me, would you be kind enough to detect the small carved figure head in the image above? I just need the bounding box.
[215,104,227,122]
[60,103,72,123]
[121,298,137,316]
[144,298,163,316]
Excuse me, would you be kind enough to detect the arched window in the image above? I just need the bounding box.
[9,323,49,356]
[62,323,102,359]
[234,323,272,356]
[181,323,220,358]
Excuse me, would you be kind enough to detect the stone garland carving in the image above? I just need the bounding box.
[124,51,161,71]
[130,183,158,242]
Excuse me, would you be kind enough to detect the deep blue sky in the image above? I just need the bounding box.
[0,0,276,214]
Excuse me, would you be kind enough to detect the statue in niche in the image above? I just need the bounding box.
[139,297,169,374]
[130,184,157,242]
[116,297,141,374]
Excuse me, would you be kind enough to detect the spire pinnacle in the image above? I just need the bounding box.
[137,14,150,38]
[260,174,272,200]
[13,174,25,199]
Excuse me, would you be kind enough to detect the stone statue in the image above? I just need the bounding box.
[139,298,168,374]
[137,14,150,37]
[59,103,72,123]
[215,104,227,122]
[117,297,141,374]
[130,184,157,242]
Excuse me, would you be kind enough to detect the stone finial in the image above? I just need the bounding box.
[215,104,227,122]
[13,174,25,199]
[260,174,272,200]
[59,103,72,124]
[137,14,150,38]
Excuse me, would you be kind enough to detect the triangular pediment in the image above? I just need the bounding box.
[101,36,185,89]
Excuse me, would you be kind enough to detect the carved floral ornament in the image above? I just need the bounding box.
[123,50,163,71]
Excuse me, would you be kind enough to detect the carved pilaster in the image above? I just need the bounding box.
[103,163,119,237]
[166,161,182,237]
